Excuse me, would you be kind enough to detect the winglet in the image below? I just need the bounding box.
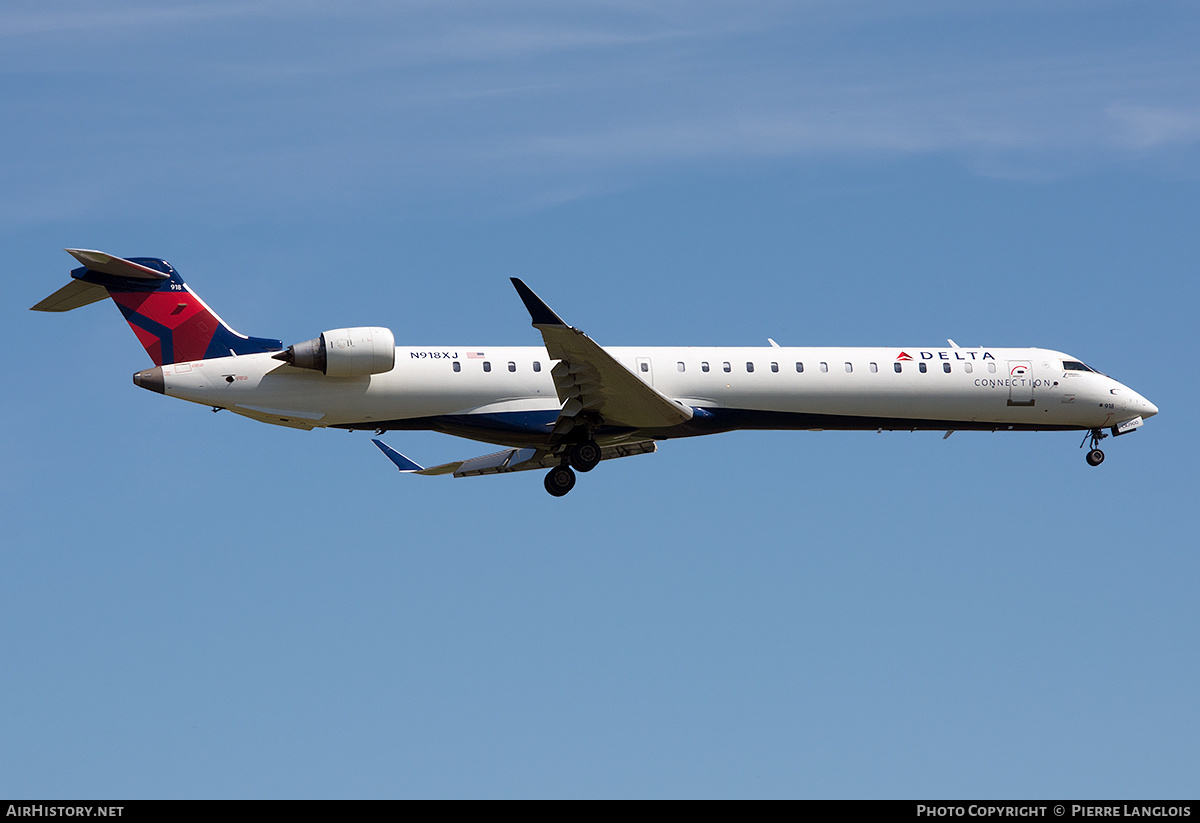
[372,439,425,472]
[510,278,568,327]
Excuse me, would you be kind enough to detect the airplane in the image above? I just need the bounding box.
[33,249,1158,497]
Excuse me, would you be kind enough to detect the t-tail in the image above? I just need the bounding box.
[31,249,282,365]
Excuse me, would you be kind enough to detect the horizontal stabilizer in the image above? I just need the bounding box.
[31,279,109,312]
[65,248,169,280]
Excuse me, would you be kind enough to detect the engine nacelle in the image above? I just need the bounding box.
[274,327,395,376]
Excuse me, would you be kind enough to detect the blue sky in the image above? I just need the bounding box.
[3,1,1198,799]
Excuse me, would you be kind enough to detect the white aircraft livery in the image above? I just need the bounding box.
[34,249,1158,496]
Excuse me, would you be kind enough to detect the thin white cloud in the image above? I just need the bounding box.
[2,1,1198,224]
[1106,104,1200,150]
[0,1,289,37]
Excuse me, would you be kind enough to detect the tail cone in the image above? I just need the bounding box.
[133,367,165,394]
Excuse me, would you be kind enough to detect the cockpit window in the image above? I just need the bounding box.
[1063,360,1096,373]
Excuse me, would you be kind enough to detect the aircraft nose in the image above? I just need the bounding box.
[1125,387,1158,419]
[1112,380,1157,420]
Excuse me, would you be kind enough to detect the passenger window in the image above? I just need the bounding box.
[640,362,649,373]
[820,362,828,373]
[677,361,685,372]
[844,362,853,373]
[508,361,516,372]
[796,362,804,373]
[746,362,755,373]
[988,362,996,373]
[723,362,731,373]
[894,362,902,373]
[943,362,951,373]
[483,361,491,373]
[919,362,927,373]
[452,361,461,373]
[533,361,541,372]
[870,362,878,373]
[702,361,710,372]
[964,362,972,374]
[771,362,779,373]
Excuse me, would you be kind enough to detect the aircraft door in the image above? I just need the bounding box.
[1006,360,1034,406]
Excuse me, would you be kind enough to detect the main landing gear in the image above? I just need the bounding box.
[543,438,601,497]
[1081,428,1107,467]
[568,440,601,473]
[544,465,576,497]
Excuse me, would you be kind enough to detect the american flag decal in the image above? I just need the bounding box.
[466,352,486,359]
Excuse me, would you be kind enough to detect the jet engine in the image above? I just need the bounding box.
[273,327,395,376]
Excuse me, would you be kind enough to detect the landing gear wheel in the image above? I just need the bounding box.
[1081,428,1109,467]
[544,465,576,497]
[569,439,601,473]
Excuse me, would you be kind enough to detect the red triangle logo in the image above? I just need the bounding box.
[897,351,913,361]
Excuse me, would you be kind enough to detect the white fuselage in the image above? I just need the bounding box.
[149,344,1157,446]
[43,251,1156,492]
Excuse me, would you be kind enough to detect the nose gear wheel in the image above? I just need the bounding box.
[1080,428,1108,467]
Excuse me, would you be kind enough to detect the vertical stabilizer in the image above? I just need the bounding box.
[33,249,282,366]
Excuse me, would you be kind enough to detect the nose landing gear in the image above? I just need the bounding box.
[1081,428,1108,467]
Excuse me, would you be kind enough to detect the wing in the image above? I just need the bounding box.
[509,278,693,440]
[373,438,656,478]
